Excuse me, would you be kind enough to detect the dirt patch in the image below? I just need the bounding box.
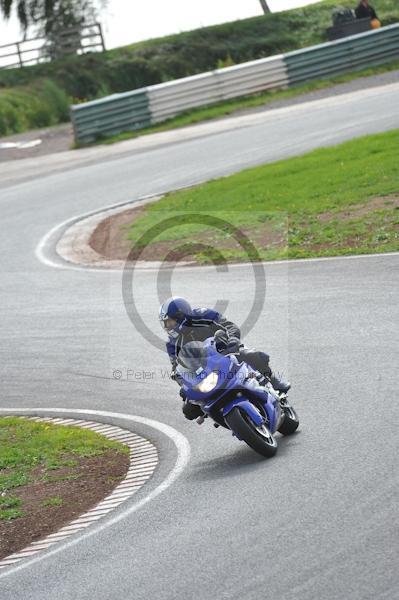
[89,207,286,264]
[89,205,147,260]
[0,449,129,559]
[318,195,399,222]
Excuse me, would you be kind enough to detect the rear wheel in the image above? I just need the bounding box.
[278,403,299,436]
[225,407,277,458]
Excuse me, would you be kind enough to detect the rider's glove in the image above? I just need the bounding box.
[214,330,229,352]
[214,330,241,354]
[224,336,241,354]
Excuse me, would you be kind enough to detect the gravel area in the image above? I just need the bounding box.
[0,123,73,162]
[0,69,397,162]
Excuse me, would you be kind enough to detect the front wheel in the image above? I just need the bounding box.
[225,407,278,458]
[278,403,299,436]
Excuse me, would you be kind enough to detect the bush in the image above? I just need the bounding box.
[39,79,70,121]
[0,80,70,135]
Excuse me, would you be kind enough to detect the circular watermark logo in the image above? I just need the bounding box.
[122,212,266,351]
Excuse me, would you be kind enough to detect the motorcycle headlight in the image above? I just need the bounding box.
[195,371,219,393]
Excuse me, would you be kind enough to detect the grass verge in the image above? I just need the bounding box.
[0,417,129,522]
[0,80,70,137]
[121,129,399,262]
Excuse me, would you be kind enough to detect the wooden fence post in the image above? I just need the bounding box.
[98,23,106,52]
[16,43,23,67]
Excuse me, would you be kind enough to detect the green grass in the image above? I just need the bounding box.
[0,79,70,136]
[123,129,399,262]
[88,59,399,147]
[42,497,64,507]
[0,509,25,521]
[0,496,24,521]
[0,417,129,521]
[0,495,22,509]
[40,473,81,483]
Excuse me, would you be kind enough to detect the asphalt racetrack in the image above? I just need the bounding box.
[0,82,398,600]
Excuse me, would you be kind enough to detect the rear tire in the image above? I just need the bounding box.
[278,404,299,436]
[225,407,277,458]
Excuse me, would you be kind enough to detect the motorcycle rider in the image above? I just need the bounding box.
[159,297,290,420]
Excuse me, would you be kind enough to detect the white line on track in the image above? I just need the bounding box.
[0,408,191,579]
[35,194,159,272]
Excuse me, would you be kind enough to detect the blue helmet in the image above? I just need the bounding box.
[159,297,192,337]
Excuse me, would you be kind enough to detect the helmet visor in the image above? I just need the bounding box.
[160,316,178,335]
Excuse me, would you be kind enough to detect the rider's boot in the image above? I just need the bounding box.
[182,400,204,420]
[269,373,291,394]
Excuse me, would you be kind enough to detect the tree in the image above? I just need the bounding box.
[1,0,105,59]
[259,0,272,14]
[43,2,96,59]
[0,0,104,34]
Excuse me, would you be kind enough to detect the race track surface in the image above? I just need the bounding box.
[0,81,398,600]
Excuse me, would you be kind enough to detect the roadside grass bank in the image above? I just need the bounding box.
[113,130,399,263]
[0,417,129,559]
[85,61,399,147]
[0,80,69,136]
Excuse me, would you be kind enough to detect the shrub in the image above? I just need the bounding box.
[0,80,70,135]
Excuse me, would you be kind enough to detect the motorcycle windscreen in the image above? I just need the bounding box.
[176,341,211,380]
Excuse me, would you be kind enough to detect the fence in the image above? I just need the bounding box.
[0,23,105,70]
[71,24,399,144]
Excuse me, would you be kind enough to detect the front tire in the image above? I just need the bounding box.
[225,407,278,458]
[278,404,299,435]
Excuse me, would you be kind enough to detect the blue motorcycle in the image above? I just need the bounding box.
[176,336,299,458]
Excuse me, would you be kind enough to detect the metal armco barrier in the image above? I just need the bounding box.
[214,55,288,101]
[71,89,151,144]
[71,24,399,144]
[286,23,399,84]
[147,71,223,124]
[147,55,288,123]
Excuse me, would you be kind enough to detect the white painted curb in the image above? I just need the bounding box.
[36,182,203,272]
[55,195,164,269]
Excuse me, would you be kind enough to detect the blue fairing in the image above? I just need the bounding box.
[221,386,279,431]
[176,337,281,434]
[222,398,263,426]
